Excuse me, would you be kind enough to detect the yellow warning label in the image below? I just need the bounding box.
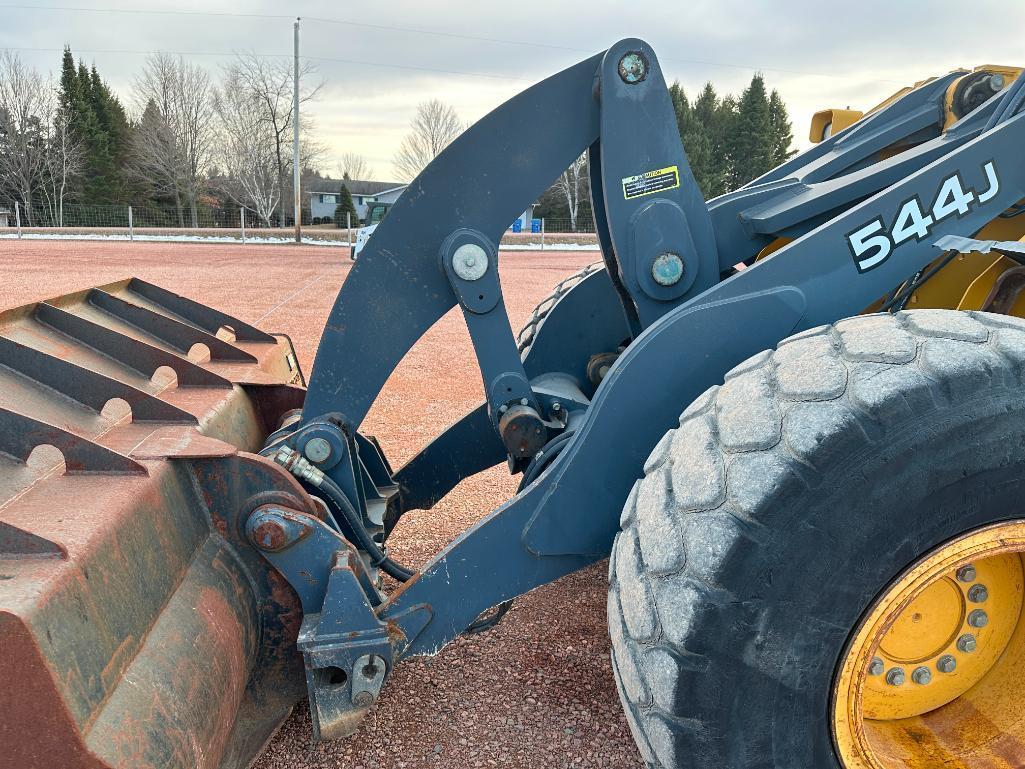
[622,165,680,200]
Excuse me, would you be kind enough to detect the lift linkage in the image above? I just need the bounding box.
[250,39,1025,738]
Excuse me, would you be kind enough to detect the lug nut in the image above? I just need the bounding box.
[912,666,932,685]
[937,655,957,674]
[968,609,989,628]
[868,657,885,676]
[968,584,989,603]
[957,564,977,583]
[957,634,977,653]
[886,668,906,686]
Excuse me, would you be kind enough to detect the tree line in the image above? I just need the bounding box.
[536,72,796,228]
[0,47,326,228]
[1,48,795,232]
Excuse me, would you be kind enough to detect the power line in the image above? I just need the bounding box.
[0,2,903,85]
[0,4,286,20]
[0,46,534,83]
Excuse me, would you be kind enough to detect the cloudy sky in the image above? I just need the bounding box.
[3,0,1025,183]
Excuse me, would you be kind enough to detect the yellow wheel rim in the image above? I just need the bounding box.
[833,522,1025,768]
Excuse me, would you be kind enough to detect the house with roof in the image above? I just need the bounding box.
[308,179,407,223]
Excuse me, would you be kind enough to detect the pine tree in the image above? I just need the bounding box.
[696,83,735,197]
[333,183,358,228]
[668,81,716,199]
[768,89,795,166]
[57,50,131,205]
[728,73,774,188]
[58,47,79,114]
[88,65,130,202]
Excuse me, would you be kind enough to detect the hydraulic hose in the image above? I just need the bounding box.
[316,473,416,582]
[269,444,416,582]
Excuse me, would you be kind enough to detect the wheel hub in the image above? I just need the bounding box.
[833,522,1025,768]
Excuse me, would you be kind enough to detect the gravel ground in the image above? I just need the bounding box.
[0,240,642,769]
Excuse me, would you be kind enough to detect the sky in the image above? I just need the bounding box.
[3,0,1025,183]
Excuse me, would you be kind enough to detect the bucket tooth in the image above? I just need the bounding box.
[124,278,277,343]
[0,406,146,474]
[0,336,196,424]
[86,289,258,363]
[36,302,233,388]
[0,520,64,558]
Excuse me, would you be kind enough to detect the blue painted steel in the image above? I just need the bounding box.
[262,38,1025,707]
[439,228,540,430]
[381,108,1025,658]
[302,52,603,423]
[390,267,626,521]
[707,72,1002,268]
[595,40,720,328]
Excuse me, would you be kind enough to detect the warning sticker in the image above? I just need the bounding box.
[622,165,680,200]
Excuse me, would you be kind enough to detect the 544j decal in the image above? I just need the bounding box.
[847,160,1000,273]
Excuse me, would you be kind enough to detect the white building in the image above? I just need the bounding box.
[309,179,407,223]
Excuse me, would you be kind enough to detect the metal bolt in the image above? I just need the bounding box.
[498,404,508,414]
[937,655,957,674]
[617,51,649,84]
[991,73,1006,90]
[451,243,489,281]
[303,437,332,464]
[520,398,529,406]
[968,584,989,603]
[957,564,977,583]
[651,252,684,287]
[912,666,932,685]
[868,657,885,676]
[886,668,906,686]
[552,402,562,412]
[968,609,989,628]
[957,634,977,653]
[352,690,374,708]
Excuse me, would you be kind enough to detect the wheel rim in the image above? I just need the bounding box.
[833,522,1025,768]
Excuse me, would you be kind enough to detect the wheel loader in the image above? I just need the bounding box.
[4,38,1025,769]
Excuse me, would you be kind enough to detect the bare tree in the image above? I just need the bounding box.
[0,52,50,223]
[393,99,462,182]
[212,68,280,226]
[337,151,372,181]
[39,91,82,226]
[130,53,214,227]
[553,153,589,231]
[225,52,321,227]
[130,99,182,218]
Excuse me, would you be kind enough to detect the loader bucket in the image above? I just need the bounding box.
[0,279,313,769]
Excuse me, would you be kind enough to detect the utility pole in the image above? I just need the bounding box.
[293,16,302,244]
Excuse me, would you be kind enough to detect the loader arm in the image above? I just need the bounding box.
[256,40,1025,740]
[301,52,602,424]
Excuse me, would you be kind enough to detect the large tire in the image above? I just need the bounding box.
[608,310,1025,768]
[516,262,601,355]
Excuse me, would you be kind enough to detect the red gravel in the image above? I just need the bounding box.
[0,240,642,769]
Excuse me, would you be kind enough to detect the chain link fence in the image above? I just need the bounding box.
[0,201,601,250]
[0,200,361,245]
[539,217,596,234]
